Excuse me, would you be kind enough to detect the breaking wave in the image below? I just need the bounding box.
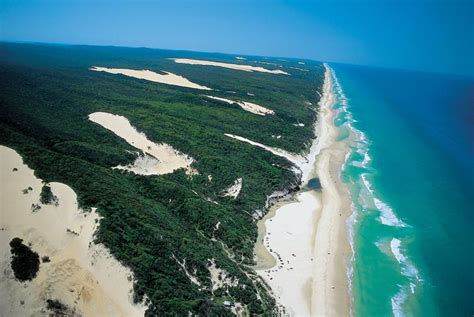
[329,65,421,317]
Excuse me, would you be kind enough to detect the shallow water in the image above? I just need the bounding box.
[329,64,473,316]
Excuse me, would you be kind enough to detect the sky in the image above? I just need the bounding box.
[1,0,473,76]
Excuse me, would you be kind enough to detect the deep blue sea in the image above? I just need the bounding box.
[329,64,473,316]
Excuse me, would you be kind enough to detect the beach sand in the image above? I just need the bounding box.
[0,145,146,316]
[254,65,352,316]
[89,66,212,90]
[254,191,322,316]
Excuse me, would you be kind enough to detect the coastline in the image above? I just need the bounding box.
[254,64,352,315]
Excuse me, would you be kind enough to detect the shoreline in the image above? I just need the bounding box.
[254,64,352,315]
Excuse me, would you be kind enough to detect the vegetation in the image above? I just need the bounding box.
[39,183,58,205]
[46,299,74,316]
[9,237,40,281]
[0,42,323,315]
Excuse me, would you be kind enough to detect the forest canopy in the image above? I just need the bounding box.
[0,42,324,315]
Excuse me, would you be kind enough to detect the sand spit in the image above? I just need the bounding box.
[0,146,146,317]
[89,112,196,176]
[205,96,274,116]
[254,64,351,316]
[222,178,243,199]
[89,66,211,90]
[171,59,289,75]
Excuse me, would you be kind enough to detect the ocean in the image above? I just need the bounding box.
[329,64,474,316]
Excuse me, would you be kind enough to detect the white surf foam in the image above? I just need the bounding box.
[331,66,359,315]
[389,238,422,316]
[391,288,407,317]
[375,198,407,227]
[390,238,421,282]
[332,65,421,317]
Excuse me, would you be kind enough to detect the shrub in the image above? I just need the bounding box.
[40,184,59,205]
[9,237,40,281]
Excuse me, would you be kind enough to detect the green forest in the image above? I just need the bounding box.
[0,42,324,316]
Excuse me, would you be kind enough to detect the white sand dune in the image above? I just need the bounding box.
[205,96,274,116]
[0,146,146,317]
[223,127,321,184]
[222,178,243,199]
[224,134,304,167]
[171,59,289,75]
[89,66,211,90]
[254,65,351,316]
[89,112,196,176]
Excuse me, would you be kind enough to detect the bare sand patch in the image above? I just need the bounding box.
[207,259,238,291]
[205,96,274,116]
[171,59,289,75]
[89,112,196,176]
[222,178,243,199]
[0,145,147,317]
[224,134,304,168]
[89,66,211,90]
[223,131,322,185]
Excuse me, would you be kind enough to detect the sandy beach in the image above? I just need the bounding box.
[0,146,146,316]
[254,64,352,316]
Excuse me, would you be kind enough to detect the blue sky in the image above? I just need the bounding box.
[1,0,473,76]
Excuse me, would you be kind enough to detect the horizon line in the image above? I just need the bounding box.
[1,39,472,79]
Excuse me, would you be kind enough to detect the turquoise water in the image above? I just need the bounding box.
[329,64,473,316]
